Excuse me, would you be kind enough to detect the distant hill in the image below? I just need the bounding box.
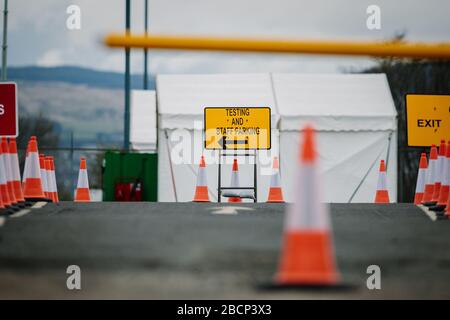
[8,66,155,90]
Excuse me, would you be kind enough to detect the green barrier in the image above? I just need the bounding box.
[102,151,157,201]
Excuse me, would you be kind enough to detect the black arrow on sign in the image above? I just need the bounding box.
[218,136,249,149]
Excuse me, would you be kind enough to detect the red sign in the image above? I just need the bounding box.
[0,82,18,137]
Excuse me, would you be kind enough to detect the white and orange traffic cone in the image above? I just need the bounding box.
[0,146,13,208]
[422,145,438,204]
[8,138,25,204]
[374,160,390,203]
[1,138,18,206]
[39,154,51,201]
[22,136,36,187]
[437,141,450,207]
[44,157,56,203]
[431,140,446,202]
[75,157,90,202]
[267,156,284,203]
[48,156,59,203]
[23,138,47,201]
[414,153,428,205]
[275,125,340,286]
[228,159,242,203]
[193,155,210,202]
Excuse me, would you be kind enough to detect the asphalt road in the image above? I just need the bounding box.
[0,202,449,299]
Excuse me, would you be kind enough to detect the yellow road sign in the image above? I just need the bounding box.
[204,107,271,150]
[406,94,450,147]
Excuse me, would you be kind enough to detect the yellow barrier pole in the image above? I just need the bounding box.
[104,33,450,59]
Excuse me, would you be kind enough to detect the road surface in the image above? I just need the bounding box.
[0,202,449,299]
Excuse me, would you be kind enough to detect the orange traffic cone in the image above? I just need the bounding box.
[374,160,390,203]
[48,156,59,203]
[414,153,428,205]
[1,138,18,205]
[0,146,12,207]
[267,156,284,203]
[193,155,210,202]
[228,159,242,203]
[23,139,47,201]
[275,125,340,286]
[44,157,55,203]
[432,140,446,202]
[422,145,438,204]
[437,141,450,206]
[8,138,25,203]
[22,137,36,187]
[39,154,51,201]
[75,157,90,202]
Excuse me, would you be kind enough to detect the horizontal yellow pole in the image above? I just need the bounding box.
[104,33,450,59]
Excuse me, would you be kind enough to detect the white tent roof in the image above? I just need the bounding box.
[156,73,396,132]
[156,73,278,129]
[273,73,397,131]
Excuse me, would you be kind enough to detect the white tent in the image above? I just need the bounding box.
[130,90,157,151]
[153,73,397,203]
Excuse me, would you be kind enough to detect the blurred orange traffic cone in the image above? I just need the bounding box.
[228,159,242,203]
[414,153,428,204]
[275,125,339,286]
[437,141,450,206]
[75,157,90,202]
[267,156,284,203]
[432,140,446,202]
[1,138,18,205]
[0,146,12,207]
[48,156,59,203]
[422,145,438,204]
[8,138,25,203]
[23,139,46,201]
[193,155,210,202]
[374,160,390,203]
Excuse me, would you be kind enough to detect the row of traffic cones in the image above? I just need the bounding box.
[193,156,284,203]
[196,153,391,204]
[1,135,92,214]
[414,140,450,218]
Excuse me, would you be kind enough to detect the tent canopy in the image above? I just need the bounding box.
[273,74,397,131]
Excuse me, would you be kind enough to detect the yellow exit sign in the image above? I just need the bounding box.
[406,94,450,147]
[204,107,271,150]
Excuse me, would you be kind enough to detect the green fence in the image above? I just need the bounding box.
[102,151,158,201]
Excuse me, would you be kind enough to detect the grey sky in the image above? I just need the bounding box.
[6,0,450,74]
